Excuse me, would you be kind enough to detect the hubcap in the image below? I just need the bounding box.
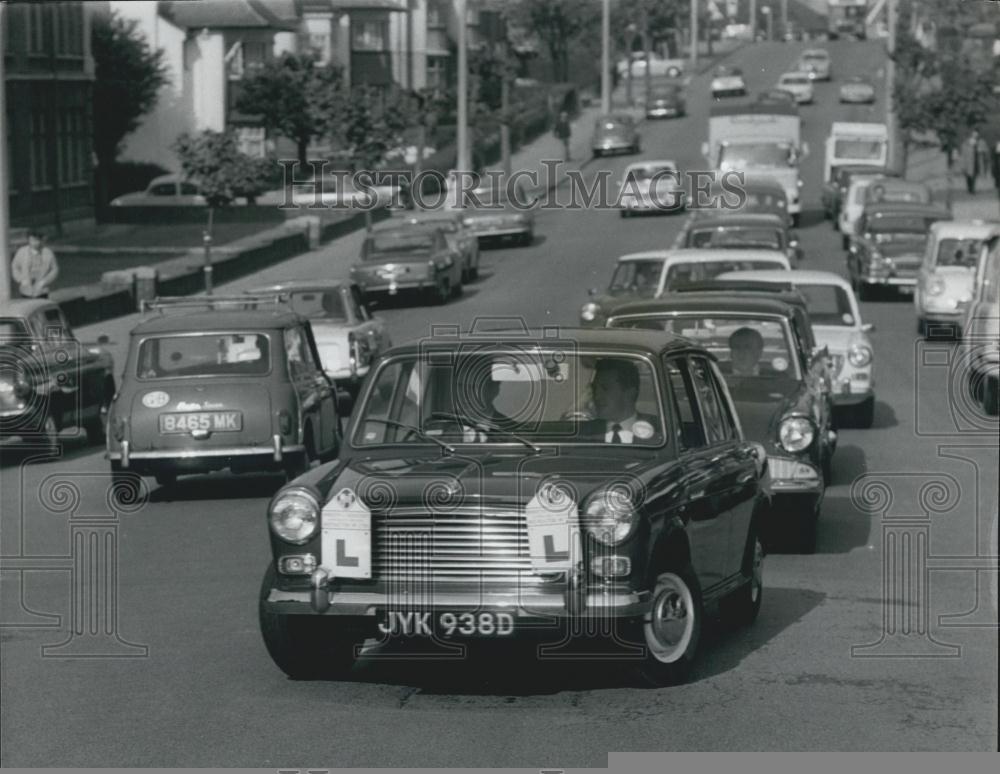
[644,573,695,663]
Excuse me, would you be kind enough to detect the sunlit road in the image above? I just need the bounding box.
[2,41,996,764]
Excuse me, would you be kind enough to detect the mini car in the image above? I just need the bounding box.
[847,203,954,300]
[645,84,687,119]
[249,281,392,400]
[915,221,1000,339]
[776,72,815,104]
[617,51,685,79]
[797,49,832,80]
[0,299,115,451]
[607,290,836,552]
[839,76,876,104]
[456,183,535,247]
[391,210,481,281]
[350,225,463,304]
[591,114,642,156]
[106,296,342,487]
[675,213,803,264]
[822,165,894,222]
[580,249,792,327]
[711,66,747,98]
[719,270,878,428]
[109,174,206,208]
[617,160,686,216]
[259,326,767,685]
[961,235,1000,415]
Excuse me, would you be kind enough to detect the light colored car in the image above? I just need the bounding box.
[580,248,792,326]
[839,76,876,104]
[676,213,803,264]
[776,72,815,104]
[915,221,1000,338]
[456,183,536,246]
[797,49,832,81]
[711,66,747,98]
[591,114,642,157]
[616,51,685,78]
[841,177,935,248]
[961,235,1000,415]
[287,173,406,210]
[838,177,877,245]
[617,160,686,216]
[645,84,686,119]
[249,281,392,400]
[719,269,878,427]
[110,174,206,207]
[389,211,481,281]
[350,226,463,304]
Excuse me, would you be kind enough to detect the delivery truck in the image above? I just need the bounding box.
[823,122,890,183]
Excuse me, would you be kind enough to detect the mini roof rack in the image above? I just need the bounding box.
[140,294,291,314]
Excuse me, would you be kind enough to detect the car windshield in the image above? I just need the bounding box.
[689,227,782,250]
[868,216,930,234]
[665,260,787,289]
[285,290,348,321]
[137,334,271,378]
[835,139,885,159]
[795,284,856,326]
[365,232,434,257]
[651,88,680,99]
[782,75,809,84]
[412,219,457,232]
[933,238,982,268]
[0,318,30,338]
[719,143,795,169]
[803,53,827,61]
[867,186,928,204]
[609,260,663,293]
[614,316,798,381]
[625,165,675,182]
[353,351,667,447]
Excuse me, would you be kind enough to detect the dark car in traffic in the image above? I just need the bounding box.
[677,213,803,264]
[591,114,642,156]
[259,327,768,686]
[821,164,896,222]
[350,226,463,304]
[645,84,687,119]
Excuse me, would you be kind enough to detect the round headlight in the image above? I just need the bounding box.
[269,487,320,545]
[925,277,945,296]
[778,416,815,453]
[580,302,601,322]
[848,344,873,367]
[582,488,637,545]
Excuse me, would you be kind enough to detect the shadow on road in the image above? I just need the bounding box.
[149,472,286,502]
[795,208,826,229]
[0,434,98,469]
[814,493,874,554]
[827,442,867,487]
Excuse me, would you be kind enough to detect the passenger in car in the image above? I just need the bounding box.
[729,327,765,376]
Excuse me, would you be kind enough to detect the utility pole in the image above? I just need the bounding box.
[690,0,699,70]
[601,0,611,114]
[456,0,470,173]
[886,0,899,172]
[780,0,787,40]
[642,5,652,107]
[749,0,757,40]
[0,3,11,301]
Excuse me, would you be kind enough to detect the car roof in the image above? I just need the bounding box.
[780,71,810,78]
[1,298,57,318]
[928,220,1000,239]
[132,308,304,335]
[625,159,678,170]
[248,280,353,293]
[863,202,952,218]
[687,213,787,228]
[618,248,790,264]
[607,292,802,320]
[718,268,853,289]
[147,174,186,186]
[867,178,929,192]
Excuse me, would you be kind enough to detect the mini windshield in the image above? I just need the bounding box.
[665,259,787,288]
[609,260,663,293]
[365,232,434,257]
[689,227,782,250]
[719,143,795,169]
[934,238,982,268]
[795,284,856,326]
[354,351,667,447]
[137,334,271,378]
[286,291,347,320]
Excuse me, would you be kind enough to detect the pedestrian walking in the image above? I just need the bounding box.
[554,110,572,162]
[11,230,60,299]
[958,128,990,194]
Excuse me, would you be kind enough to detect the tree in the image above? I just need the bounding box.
[334,87,412,169]
[507,0,596,82]
[91,11,168,210]
[235,53,345,166]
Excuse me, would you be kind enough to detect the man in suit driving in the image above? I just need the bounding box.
[589,358,658,444]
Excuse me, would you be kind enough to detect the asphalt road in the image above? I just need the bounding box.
[2,40,997,764]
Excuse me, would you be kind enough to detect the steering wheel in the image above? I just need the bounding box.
[560,410,595,422]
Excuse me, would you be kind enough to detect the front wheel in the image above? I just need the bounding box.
[721,527,764,628]
[635,566,703,687]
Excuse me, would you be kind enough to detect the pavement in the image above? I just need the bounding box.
[904,142,1000,221]
[4,39,996,765]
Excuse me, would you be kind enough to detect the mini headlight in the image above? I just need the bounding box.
[580,302,601,322]
[925,277,945,296]
[582,488,637,545]
[779,416,815,453]
[848,344,873,367]
[269,487,320,545]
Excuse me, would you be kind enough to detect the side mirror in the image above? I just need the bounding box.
[97,335,110,345]
[861,322,875,333]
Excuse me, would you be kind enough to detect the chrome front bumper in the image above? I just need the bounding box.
[108,436,305,467]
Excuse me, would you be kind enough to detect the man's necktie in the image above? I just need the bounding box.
[611,423,622,443]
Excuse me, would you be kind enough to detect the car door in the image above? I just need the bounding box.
[35,306,93,429]
[285,325,332,455]
[663,355,730,591]
[346,283,384,355]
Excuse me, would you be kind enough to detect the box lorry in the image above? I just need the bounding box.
[823,122,890,183]
[702,102,807,226]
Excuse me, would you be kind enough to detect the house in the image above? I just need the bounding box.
[4,1,96,230]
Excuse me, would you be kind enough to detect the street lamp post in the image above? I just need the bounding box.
[456,0,470,174]
[750,0,757,41]
[601,0,611,114]
[761,6,772,42]
[886,0,899,172]
[690,0,699,70]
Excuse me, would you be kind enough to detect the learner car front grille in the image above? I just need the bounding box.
[374,507,545,585]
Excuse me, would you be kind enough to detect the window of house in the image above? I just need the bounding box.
[54,3,82,56]
[427,56,447,88]
[243,40,269,71]
[56,107,87,186]
[308,32,331,64]
[30,110,49,190]
[352,19,388,51]
[28,3,48,54]
[427,0,445,28]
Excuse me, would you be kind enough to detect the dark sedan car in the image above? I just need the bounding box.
[259,328,768,686]
[821,165,896,222]
[847,203,953,300]
[645,84,687,119]
[607,292,836,552]
[591,114,642,156]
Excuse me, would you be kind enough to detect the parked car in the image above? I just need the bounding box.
[797,49,832,80]
[0,300,115,451]
[580,249,792,327]
[711,66,747,98]
[719,270,878,427]
[457,183,536,247]
[591,114,642,157]
[286,171,408,210]
[248,281,392,400]
[617,51,685,78]
[675,213,803,264]
[915,221,1000,338]
[776,72,815,104]
[388,211,480,281]
[839,76,876,104]
[847,202,953,300]
[106,296,342,487]
[962,235,1000,415]
[258,328,767,685]
[617,160,686,216]
[821,165,895,222]
[645,84,687,119]
[109,174,206,208]
[350,225,463,304]
[606,290,835,552]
